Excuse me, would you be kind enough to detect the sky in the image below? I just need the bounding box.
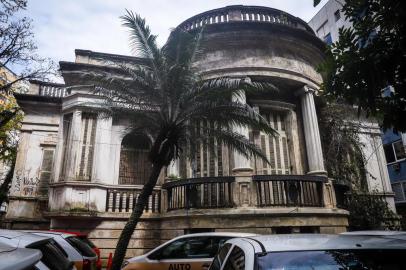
[22,0,329,67]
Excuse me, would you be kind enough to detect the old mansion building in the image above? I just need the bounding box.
[3,6,395,259]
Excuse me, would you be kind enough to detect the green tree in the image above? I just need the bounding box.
[319,101,399,230]
[0,93,21,207]
[346,191,400,230]
[87,12,276,269]
[317,0,406,131]
[319,102,367,189]
[0,0,54,93]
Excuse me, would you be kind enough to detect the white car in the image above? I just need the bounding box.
[209,234,406,270]
[122,232,256,270]
[0,229,74,270]
[0,241,42,270]
[341,230,406,240]
[26,231,98,270]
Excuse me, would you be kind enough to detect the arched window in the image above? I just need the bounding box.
[119,134,151,185]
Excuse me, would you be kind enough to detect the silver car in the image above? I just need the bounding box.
[0,241,42,270]
[0,229,74,270]
[26,231,97,270]
[209,234,406,270]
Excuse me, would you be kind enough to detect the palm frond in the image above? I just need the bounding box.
[121,10,160,61]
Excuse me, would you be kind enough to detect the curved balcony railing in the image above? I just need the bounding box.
[253,175,326,207]
[106,187,161,213]
[162,177,235,211]
[177,5,314,34]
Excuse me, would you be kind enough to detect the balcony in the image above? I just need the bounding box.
[47,174,333,218]
[177,5,314,34]
[254,175,325,207]
[162,177,235,211]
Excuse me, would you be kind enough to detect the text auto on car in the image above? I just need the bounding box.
[122,232,256,270]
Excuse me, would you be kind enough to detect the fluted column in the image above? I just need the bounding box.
[92,115,112,183]
[299,86,326,175]
[65,110,82,181]
[232,90,253,174]
[167,159,179,177]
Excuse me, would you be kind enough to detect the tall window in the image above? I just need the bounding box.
[119,134,151,185]
[60,113,72,179]
[38,147,55,196]
[78,113,97,180]
[251,111,291,175]
[193,121,225,178]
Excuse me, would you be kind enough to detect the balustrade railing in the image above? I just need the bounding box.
[39,84,67,98]
[254,175,326,207]
[177,5,313,34]
[106,188,161,213]
[162,177,235,211]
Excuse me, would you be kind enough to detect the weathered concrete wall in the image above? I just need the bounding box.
[50,218,161,259]
[6,98,60,223]
[195,23,325,88]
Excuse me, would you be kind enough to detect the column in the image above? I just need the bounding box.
[65,110,82,181]
[299,86,326,175]
[232,90,253,174]
[167,159,179,178]
[92,115,113,183]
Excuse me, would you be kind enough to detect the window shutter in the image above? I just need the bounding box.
[38,149,55,196]
[78,113,97,180]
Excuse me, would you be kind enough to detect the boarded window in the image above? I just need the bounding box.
[193,121,225,178]
[38,148,55,196]
[252,111,291,175]
[119,134,151,185]
[60,113,72,178]
[78,113,97,180]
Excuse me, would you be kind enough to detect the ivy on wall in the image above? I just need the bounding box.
[318,101,400,230]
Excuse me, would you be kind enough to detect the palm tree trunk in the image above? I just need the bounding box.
[111,162,164,270]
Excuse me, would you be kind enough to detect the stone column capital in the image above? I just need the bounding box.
[295,85,318,97]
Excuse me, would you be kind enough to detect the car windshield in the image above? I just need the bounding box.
[65,236,96,258]
[256,250,406,270]
[28,239,73,270]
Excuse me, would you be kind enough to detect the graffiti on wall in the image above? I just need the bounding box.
[13,169,40,196]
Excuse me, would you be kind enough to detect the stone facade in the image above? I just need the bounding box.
[2,5,357,261]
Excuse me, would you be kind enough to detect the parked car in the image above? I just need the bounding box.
[0,241,42,270]
[0,229,74,270]
[341,230,406,240]
[209,234,406,270]
[26,231,98,270]
[51,230,102,270]
[122,232,256,270]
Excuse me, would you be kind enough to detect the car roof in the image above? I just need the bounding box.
[0,244,42,270]
[239,234,406,253]
[24,230,75,239]
[341,230,406,236]
[0,229,52,247]
[174,232,257,239]
[341,230,406,241]
[0,241,15,253]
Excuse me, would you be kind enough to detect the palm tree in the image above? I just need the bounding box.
[86,11,277,270]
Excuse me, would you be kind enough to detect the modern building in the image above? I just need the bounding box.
[309,0,398,215]
[382,131,406,216]
[2,5,393,260]
[308,0,350,45]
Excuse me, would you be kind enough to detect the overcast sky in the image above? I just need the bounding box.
[23,0,328,65]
